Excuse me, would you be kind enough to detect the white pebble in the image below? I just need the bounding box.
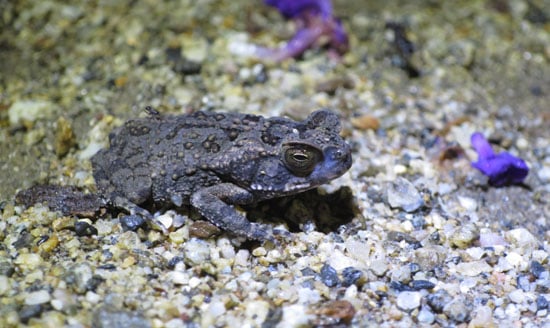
[508,290,526,304]
[0,275,8,296]
[25,290,51,305]
[396,291,421,311]
[457,196,477,211]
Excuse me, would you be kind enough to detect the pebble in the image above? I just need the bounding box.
[370,259,388,277]
[443,297,473,323]
[75,220,98,236]
[417,307,435,324]
[410,280,435,290]
[24,290,51,305]
[427,289,452,312]
[530,261,546,278]
[536,296,548,310]
[454,260,492,276]
[450,222,479,249]
[8,100,56,126]
[468,305,494,328]
[92,307,151,328]
[508,289,526,304]
[0,275,8,296]
[319,264,339,287]
[183,239,211,266]
[342,267,363,287]
[18,305,44,324]
[506,228,539,251]
[120,215,147,231]
[387,177,424,212]
[396,291,422,312]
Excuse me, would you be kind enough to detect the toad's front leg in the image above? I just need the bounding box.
[190,183,289,241]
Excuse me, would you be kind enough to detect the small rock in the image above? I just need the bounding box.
[189,221,221,239]
[316,300,356,324]
[468,305,494,328]
[0,275,8,296]
[396,291,422,312]
[370,259,388,277]
[536,296,548,310]
[351,114,380,130]
[479,232,507,247]
[454,260,492,276]
[387,177,424,212]
[457,196,477,211]
[55,117,77,157]
[530,261,547,278]
[319,263,339,287]
[417,307,435,324]
[92,306,151,328]
[390,265,411,284]
[75,220,98,236]
[443,297,472,323]
[342,267,363,287]
[506,228,539,251]
[8,99,56,127]
[24,290,51,305]
[427,289,452,313]
[120,215,146,231]
[65,263,93,294]
[183,239,211,266]
[508,289,526,304]
[19,304,44,324]
[450,222,479,249]
[410,280,435,290]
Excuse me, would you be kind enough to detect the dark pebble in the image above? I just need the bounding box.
[319,263,340,287]
[342,267,363,287]
[409,263,421,273]
[85,275,105,292]
[167,256,184,269]
[390,281,413,292]
[536,295,549,310]
[97,264,117,271]
[411,280,435,290]
[19,304,44,324]
[92,307,151,328]
[427,289,453,313]
[75,220,98,236]
[301,267,316,276]
[530,261,546,278]
[120,215,147,232]
[0,259,15,276]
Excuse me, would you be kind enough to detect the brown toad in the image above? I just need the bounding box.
[18,108,352,241]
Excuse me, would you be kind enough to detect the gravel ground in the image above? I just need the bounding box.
[0,0,549,327]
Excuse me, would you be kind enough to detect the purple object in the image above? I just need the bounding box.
[470,132,529,186]
[258,0,349,61]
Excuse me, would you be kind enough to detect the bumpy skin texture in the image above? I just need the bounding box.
[94,109,351,240]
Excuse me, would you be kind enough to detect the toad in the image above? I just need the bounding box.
[17,108,352,241]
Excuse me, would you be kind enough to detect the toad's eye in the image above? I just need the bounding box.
[282,143,323,176]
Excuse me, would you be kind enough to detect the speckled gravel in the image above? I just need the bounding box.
[1,0,549,327]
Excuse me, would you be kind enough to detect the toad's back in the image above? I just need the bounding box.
[92,110,281,207]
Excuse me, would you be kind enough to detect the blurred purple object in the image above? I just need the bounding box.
[259,0,349,61]
[470,132,529,186]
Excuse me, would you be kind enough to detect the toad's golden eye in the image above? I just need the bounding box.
[282,143,323,176]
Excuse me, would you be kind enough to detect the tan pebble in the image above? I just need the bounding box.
[351,114,380,130]
[121,256,136,268]
[316,300,356,324]
[39,234,59,252]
